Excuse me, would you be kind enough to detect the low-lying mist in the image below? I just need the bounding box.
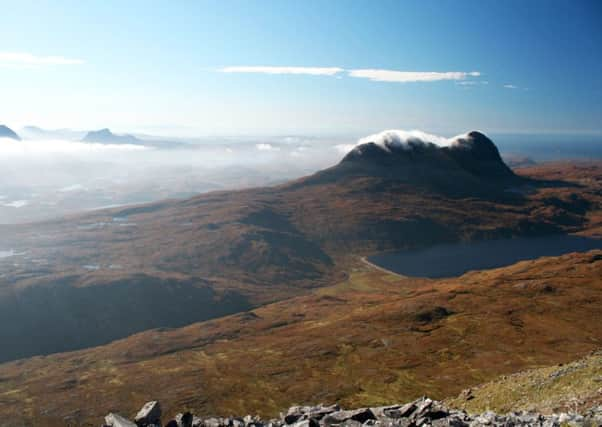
[2,130,600,225]
[0,136,345,224]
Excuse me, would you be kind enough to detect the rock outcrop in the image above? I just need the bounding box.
[103,398,602,427]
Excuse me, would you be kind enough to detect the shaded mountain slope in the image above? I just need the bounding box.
[0,250,600,425]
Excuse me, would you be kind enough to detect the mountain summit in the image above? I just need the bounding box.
[0,124,21,141]
[308,130,517,194]
[442,131,515,179]
[342,130,513,179]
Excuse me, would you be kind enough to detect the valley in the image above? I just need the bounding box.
[0,249,600,425]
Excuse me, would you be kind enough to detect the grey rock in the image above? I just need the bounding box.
[443,416,469,427]
[135,401,162,427]
[323,409,376,426]
[204,417,223,427]
[413,398,433,418]
[176,412,194,427]
[285,415,303,424]
[384,403,416,420]
[292,419,320,427]
[309,404,340,420]
[370,406,401,420]
[100,398,602,427]
[105,413,138,427]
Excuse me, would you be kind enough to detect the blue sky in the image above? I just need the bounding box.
[1,0,601,136]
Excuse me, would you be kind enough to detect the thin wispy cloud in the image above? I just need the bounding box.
[0,52,84,67]
[503,84,518,89]
[456,80,489,86]
[220,66,343,76]
[347,70,481,83]
[220,66,483,84]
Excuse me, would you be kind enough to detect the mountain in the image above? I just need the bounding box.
[0,134,600,363]
[0,124,20,140]
[342,131,513,180]
[309,131,519,195]
[81,128,143,144]
[20,125,86,140]
[0,250,600,425]
[81,127,188,148]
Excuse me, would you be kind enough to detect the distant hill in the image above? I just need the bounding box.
[0,124,20,140]
[81,128,143,144]
[20,125,85,141]
[81,127,188,148]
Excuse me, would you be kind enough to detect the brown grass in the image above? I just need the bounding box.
[0,250,601,426]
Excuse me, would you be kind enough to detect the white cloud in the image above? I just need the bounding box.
[456,80,489,86]
[338,129,483,155]
[59,184,87,193]
[334,144,357,154]
[290,146,309,157]
[220,66,343,76]
[256,143,279,151]
[357,130,452,151]
[220,66,483,84]
[1,200,29,208]
[504,84,518,89]
[0,51,84,67]
[347,70,481,83]
[0,138,149,155]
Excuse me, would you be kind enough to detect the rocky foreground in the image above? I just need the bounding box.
[103,398,602,427]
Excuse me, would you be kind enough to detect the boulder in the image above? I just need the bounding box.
[176,412,194,427]
[204,417,223,427]
[135,401,162,426]
[322,408,375,426]
[308,404,339,420]
[291,419,319,427]
[105,413,138,427]
[380,403,416,420]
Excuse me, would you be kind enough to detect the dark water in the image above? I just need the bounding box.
[369,235,602,278]
[492,133,602,161]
